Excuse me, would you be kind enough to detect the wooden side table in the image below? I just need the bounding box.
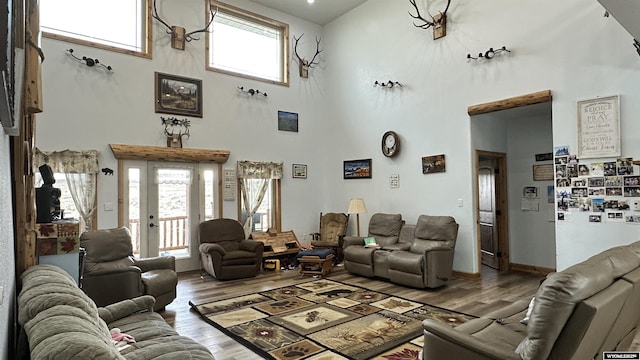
[299,254,335,277]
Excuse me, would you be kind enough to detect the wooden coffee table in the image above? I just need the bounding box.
[298,254,335,277]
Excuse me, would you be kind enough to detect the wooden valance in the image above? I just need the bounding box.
[109,144,230,164]
[467,90,552,116]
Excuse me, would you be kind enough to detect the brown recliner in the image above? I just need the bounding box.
[198,218,264,280]
[311,212,349,263]
[80,227,178,311]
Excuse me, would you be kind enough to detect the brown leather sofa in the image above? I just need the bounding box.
[343,213,459,289]
[422,240,640,360]
[198,218,264,280]
[80,227,178,311]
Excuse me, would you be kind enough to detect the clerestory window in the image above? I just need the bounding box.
[40,0,151,58]
[207,1,289,86]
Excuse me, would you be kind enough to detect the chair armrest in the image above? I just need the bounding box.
[343,236,365,248]
[98,295,156,324]
[199,242,226,256]
[134,256,175,272]
[422,320,521,360]
[239,239,264,253]
[82,268,144,307]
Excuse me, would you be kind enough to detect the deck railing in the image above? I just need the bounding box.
[129,216,188,254]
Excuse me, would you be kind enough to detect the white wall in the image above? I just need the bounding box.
[35,0,640,274]
[0,132,16,359]
[322,0,640,273]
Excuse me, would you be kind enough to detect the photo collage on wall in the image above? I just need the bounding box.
[554,146,640,223]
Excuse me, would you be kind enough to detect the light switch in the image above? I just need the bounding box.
[0,286,4,305]
[104,202,114,211]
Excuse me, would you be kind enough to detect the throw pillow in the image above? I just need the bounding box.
[521,296,535,325]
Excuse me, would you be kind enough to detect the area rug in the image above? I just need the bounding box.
[189,279,475,360]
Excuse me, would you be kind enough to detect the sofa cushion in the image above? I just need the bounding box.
[81,227,134,262]
[415,215,458,244]
[369,213,403,237]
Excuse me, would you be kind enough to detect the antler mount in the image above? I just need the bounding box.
[293,34,322,78]
[153,0,217,50]
[409,0,451,40]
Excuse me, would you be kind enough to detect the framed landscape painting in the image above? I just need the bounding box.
[155,72,203,117]
[344,159,372,179]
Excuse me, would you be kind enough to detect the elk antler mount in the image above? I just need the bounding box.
[153,0,217,50]
[161,117,191,148]
[293,34,322,78]
[408,0,451,40]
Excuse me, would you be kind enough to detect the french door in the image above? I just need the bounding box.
[123,161,217,272]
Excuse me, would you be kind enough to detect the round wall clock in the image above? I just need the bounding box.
[382,131,400,157]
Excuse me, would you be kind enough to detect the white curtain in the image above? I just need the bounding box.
[35,149,100,229]
[237,161,283,236]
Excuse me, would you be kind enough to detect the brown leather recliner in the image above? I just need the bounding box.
[198,218,264,280]
[80,227,178,311]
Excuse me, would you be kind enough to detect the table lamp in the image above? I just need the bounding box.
[348,198,367,237]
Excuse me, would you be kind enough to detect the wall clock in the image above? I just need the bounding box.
[382,131,400,157]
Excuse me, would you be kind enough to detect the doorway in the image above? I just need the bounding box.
[477,152,508,270]
[122,161,218,272]
[469,90,554,275]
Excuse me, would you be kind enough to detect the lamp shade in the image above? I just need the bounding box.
[348,198,367,214]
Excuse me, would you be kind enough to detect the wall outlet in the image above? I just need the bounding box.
[457,199,464,207]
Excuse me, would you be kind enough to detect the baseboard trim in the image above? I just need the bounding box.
[509,263,556,276]
[453,270,481,280]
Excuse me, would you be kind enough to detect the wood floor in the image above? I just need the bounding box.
[159,265,546,360]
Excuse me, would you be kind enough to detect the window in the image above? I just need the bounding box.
[35,173,81,221]
[207,1,289,86]
[40,0,151,57]
[236,161,283,234]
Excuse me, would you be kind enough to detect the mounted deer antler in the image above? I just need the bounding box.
[161,117,191,148]
[153,0,217,50]
[408,0,451,39]
[293,34,322,78]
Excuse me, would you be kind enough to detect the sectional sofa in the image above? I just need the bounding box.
[343,213,459,289]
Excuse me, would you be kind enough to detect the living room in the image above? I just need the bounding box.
[2,0,640,358]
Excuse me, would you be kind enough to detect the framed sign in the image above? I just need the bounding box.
[533,164,554,181]
[292,164,307,179]
[577,95,620,158]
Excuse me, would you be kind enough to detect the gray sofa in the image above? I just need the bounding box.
[422,240,640,360]
[343,213,459,289]
[17,264,215,360]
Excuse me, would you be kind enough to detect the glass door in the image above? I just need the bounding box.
[123,161,218,272]
[147,163,200,272]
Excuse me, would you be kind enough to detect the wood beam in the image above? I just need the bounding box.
[467,90,552,116]
[109,144,230,164]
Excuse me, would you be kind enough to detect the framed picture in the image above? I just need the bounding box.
[344,159,372,179]
[577,95,620,158]
[155,72,203,118]
[292,164,307,179]
[533,164,554,181]
[278,111,298,132]
[421,154,446,174]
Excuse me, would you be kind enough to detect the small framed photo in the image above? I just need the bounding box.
[421,154,446,174]
[292,164,307,179]
[344,159,372,179]
[278,111,299,132]
[155,72,203,117]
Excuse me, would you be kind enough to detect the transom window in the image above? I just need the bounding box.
[40,0,151,58]
[207,1,289,86]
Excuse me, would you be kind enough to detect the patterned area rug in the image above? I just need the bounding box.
[189,279,475,360]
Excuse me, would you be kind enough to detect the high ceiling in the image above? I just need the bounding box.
[248,0,369,25]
